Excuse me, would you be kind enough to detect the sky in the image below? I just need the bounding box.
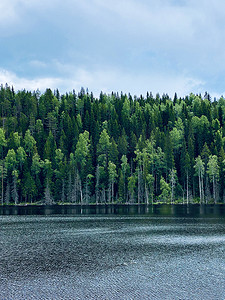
[0,0,225,99]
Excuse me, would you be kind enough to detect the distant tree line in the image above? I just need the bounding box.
[0,84,224,205]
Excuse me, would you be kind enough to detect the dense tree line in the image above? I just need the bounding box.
[0,84,224,205]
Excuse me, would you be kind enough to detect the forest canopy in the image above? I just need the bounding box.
[0,84,224,205]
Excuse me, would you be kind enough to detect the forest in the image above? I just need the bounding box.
[0,84,225,205]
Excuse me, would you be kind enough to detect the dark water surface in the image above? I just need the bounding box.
[0,205,225,300]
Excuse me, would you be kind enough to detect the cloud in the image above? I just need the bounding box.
[1,1,225,98]
[0,1,20,30]
[29,60,47,69]
[0,0,61,36]
[0,66,206,99]
[0,68,63,92]
[54,0,225,77]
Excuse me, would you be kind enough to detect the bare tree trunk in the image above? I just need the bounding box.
[123,173,126,204]
[13,175,18,205]
[44,180,53,205]
[213,175,216,203]
[138,168,141,204]
[170,170,176,205]
[95,165,100,204]
[112,182,114,203]
[71,174,77,204]
[145,182,149,204]
[205,177,211,204]
[137,167,143,204]
[5,180,10,205]
[108,185,111,203]
[102,188,106,204]
[201,177,204,203]
[199,172,202,204]
[186,171,189,205]
[182,186,185,205]
[171,186,173,204]
[61,179,65,203]
[78,177,83,204]
[1,166,3,205]
[215,183,219,204]
[85,181,90,204]
[68,172,72,203]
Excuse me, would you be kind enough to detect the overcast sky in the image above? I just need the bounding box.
[0,0,225,98]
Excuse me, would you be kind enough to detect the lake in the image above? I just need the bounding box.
[0,204,225,299]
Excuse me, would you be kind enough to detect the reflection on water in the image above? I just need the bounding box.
[0,205,225,299]
[0,203,225,216]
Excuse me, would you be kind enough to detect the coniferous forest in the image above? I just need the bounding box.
[0,84,225,205]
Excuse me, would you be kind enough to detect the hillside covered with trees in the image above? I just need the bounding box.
[0,84,225,205]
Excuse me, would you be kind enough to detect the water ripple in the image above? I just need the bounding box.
[0,215,224,300]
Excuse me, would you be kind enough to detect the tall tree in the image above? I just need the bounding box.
[169,168,177,204]
[0,128,6,159]
[194,156,205,203]
[207,155,219,203]
[108,161,117,203]
[24,129,36,157]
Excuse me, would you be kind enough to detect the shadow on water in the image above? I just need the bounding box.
[0,204,225,217]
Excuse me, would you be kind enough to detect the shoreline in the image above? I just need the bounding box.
[1,202,225,207]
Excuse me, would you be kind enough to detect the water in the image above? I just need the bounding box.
[0,205,225,300]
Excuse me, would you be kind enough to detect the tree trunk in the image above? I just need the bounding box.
[95,165,100,204]
[201,174,204,203]
[145,182,149,204]
[112,182,114,203]
[13,175,18,205]
[108,185,111,203]
[138,168,141,204]
[186,171,189,205]
[1,166,3,205]
[79,178,83,204]
[61,179,65,203]
[102,188,106,204]
[199,171,202,204]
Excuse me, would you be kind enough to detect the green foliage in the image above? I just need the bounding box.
[74,130,91,181]
[160,177,171,202]
[21,171,37,203]
[24,129,36,156]
[207,155,219,181]
[31,153,43,176]
[5,149,17,171]
[16,148,26,178]
[108,161,117,183]
[0,128,6,155]
[194,156,204,177]
[97,129,112,168]
[0,85,225,204]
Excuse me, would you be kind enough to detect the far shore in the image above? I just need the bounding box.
[1,202,224,207]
